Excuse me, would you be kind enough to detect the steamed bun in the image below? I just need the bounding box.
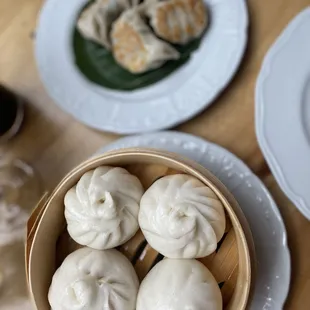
[139,174,226,258]
[136,258,222,310]
[65,166,144,250]
[48,248,139,310]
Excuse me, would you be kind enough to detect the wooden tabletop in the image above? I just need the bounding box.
[1,0,310,309]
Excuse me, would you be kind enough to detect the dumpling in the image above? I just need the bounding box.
[64,166,144,250]
[111,8,180,73]
[136,258,222,310]
[139,174,226,258]
[48,248,139,310]
[77,0,131,50]
[144,0,208,44]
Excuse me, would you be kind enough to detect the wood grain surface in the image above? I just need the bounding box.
[1,0,310,309]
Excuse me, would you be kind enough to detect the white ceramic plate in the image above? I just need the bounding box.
[36,0,248,134]
[256,7,310,220]
[97,131,290,310]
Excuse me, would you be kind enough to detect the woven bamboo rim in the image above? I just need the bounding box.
[26,149,255,310]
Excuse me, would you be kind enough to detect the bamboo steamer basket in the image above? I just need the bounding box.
[26,149,255,310]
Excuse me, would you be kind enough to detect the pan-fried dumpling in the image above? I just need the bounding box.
[139,174,226,258]
[136,258,222,310]
[48,248,139,310]
[111,8,180,73]
[64,166,144,250]
[144,0,208,44]
[77,0,131,50]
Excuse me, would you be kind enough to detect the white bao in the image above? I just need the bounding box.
[136,258,222,310]
[139,174,226,258]
[64,166,144,249]
[48,248,139,310]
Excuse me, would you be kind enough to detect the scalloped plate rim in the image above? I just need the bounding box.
[255,7,310,220]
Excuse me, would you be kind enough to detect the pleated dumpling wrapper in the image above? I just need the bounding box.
[136,258,222,310]
[139,174,226,258]
[111,8,180,73]
[48,248,139,310]
[144,0,208,44]
[77,0,131,50]
[65,166,144,250]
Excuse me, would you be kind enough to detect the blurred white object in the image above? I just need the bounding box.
[36,0,248,134]
[0,201,28,247]
[0,242,33,310]
[256,7,310,220]
[0,158,40,246]
[0,160,39,310]
[0,87,42,308]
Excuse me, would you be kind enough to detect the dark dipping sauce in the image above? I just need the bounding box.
[0,85,19,136]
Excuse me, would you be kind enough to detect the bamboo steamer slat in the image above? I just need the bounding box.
[26,149,255,310]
